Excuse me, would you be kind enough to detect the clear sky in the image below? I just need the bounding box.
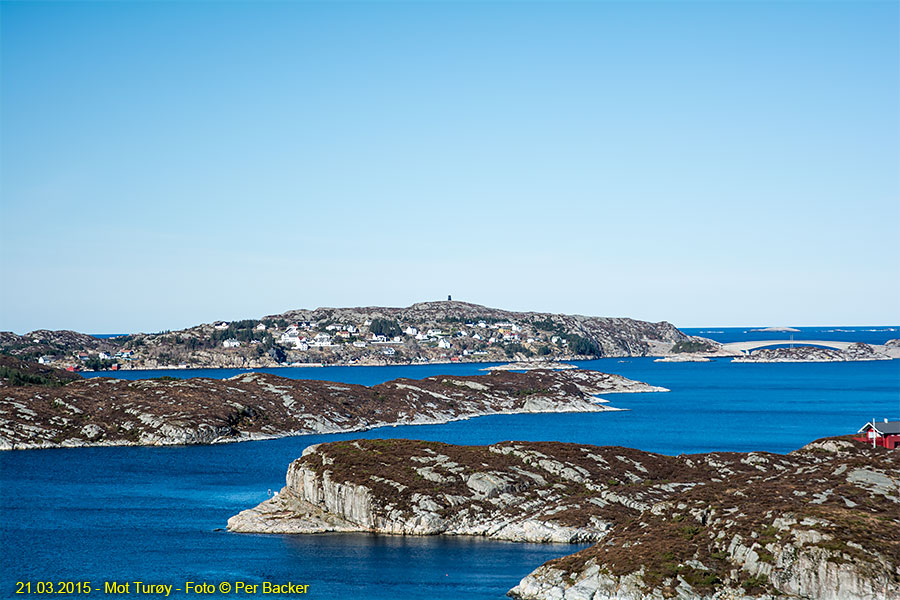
[1,0,898,334]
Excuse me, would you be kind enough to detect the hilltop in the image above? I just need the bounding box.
[0,301,693,371]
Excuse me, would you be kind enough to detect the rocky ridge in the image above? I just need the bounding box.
[0,368,664,450]
[228,438,899,600]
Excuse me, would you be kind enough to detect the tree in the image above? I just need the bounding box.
[369,318,402,338]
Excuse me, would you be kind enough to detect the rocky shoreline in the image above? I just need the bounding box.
[485,361,578,371]
[228,437,900,600]
[0,365,665,450]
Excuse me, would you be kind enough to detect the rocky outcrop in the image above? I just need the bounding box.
[228,439,690,543]
[0,330,116,364]
[0,368,664,450]
[654,355,712,363]
[229,437,899,600]
[512,438,899,600]
[877,339,900,359]
[732,343,892,363]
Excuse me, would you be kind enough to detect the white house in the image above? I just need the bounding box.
[281,328,303,346]
[255,323,267,331]
[427,329,444,337]
[38,355,54,365]
[438,338,452,349]
[98,352,112,360]
[404,326,419,336]
[312,333,332,345]
[353,340,367,348]
[223,339,241,348]
[213,321,229,330]
[416,333,428,341]
[382,347,396,356]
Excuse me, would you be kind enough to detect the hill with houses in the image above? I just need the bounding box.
[0,301,690,371]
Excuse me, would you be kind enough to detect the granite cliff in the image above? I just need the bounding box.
[229,438,899,600]
[0,367,664,450]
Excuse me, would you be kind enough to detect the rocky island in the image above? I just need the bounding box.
[731,342,898,363]
[0,301,691,370]
[0,356,665,450]
[229,437,899,600]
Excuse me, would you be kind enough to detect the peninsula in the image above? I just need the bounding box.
[229,437,899,600]
[0,356,665,450]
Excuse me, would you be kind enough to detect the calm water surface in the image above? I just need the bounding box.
[3,352,899,598]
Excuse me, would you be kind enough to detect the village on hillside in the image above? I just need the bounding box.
[0,302,688,371]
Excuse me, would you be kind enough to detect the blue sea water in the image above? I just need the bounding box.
[680,325,898,346]
[3,335,900,599]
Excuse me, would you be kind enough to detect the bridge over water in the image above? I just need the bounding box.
[722,339,856,354]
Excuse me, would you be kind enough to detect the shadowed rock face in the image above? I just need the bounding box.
[228,437,899,600]
[0,369,664,450]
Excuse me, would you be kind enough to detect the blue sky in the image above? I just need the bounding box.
[1,0,898,333]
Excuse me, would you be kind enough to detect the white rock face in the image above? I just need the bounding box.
[228,457,599,542]
[228,442,621,543]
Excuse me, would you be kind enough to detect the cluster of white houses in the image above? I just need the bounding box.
[274,324,403,351]
[214,318,552,356]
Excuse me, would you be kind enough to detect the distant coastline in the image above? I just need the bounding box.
[748,326,801,332]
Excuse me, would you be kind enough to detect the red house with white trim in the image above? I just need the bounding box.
[856,419,900,449]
